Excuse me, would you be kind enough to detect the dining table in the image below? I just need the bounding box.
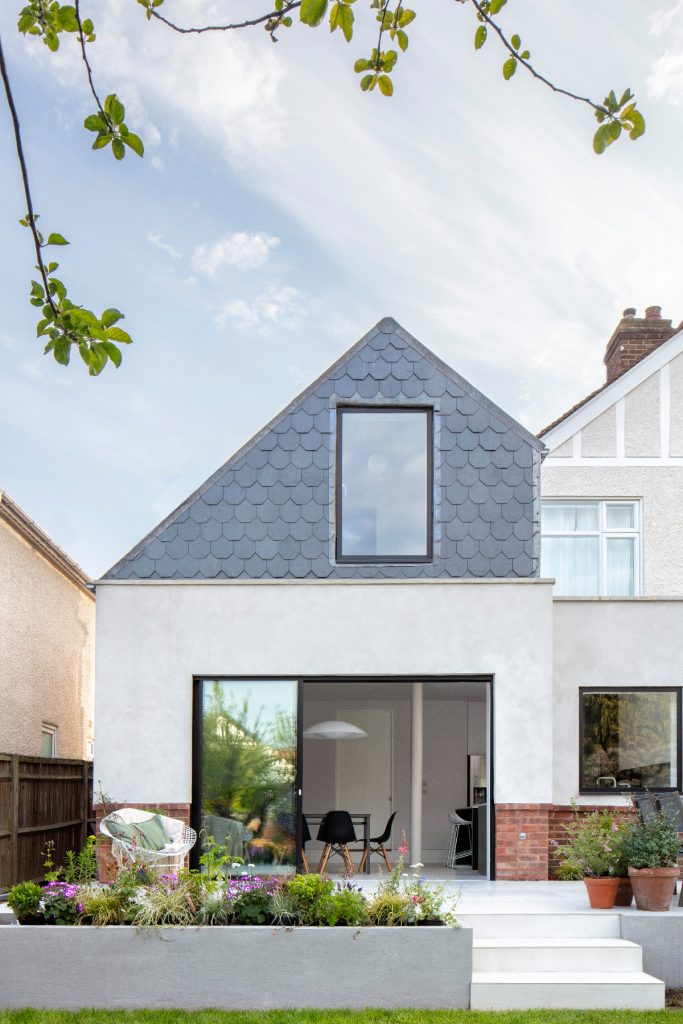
[305,811,372,874]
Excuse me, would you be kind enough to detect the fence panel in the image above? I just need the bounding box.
[0,754,94,892]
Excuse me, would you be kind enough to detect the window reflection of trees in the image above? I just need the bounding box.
[201,683,296,867]
[582,691,677,789]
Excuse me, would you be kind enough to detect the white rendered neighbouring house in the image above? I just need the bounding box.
[93,311,683,880]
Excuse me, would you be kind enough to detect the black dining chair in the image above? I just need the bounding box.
[316,811,357,875]
[634,792,659,822]
[656,792,683,831]
[358,811,396,873]
[301,815,311,874]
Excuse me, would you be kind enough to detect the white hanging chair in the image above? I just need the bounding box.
[100,807,197,875]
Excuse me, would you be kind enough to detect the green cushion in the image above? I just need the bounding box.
[105,818,139,844]
[132,815,169,852]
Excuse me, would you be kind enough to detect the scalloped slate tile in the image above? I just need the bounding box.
[108,320,540,581]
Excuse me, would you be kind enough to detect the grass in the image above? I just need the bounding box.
[1,1012,682,1024]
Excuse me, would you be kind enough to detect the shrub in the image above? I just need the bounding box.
[285,873,334,925]
[41,881,81,925]
[7,881,43,922]
[368,891,411,926]
[79,886,131,926]
[227,876,280,925]
[320,882,369,927]
[133,876,198,927]
[555,803,631,877]
[625,810,680,869]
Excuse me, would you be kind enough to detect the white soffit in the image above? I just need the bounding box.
[542,328,683,452]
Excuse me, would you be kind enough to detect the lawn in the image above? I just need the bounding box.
[1,1012,681,1024]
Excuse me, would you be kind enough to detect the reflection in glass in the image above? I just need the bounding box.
[581,690,678,790]
[340,409,429,558]
[606,504,635,530]
[198,679,297,875]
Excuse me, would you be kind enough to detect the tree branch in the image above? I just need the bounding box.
[74,0,106,119]
[467,0,605,116]
[146,2,302,35]
[0,33,58,318]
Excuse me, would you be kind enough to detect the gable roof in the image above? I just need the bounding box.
[103,317,542,582]
[539,326,683,448]
[0,490,93,596]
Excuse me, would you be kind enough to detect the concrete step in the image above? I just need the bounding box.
[470,971,665,1010]
[459,912,621,938]
[473,937,642,973]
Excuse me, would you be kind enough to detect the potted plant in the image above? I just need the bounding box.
[6,881,44,925]
[625,809,680,911]
[556,804,631,909]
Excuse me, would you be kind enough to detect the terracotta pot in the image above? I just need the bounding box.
[613,877,634,907]
[628,866,679,911]
[583,876,620,909]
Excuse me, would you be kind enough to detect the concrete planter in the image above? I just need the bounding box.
[0,924,473,1010]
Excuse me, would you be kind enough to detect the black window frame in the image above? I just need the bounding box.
[578,685,682,795]
[335,404,434,564]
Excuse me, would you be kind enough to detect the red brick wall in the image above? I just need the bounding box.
[604,309,675,383]
[495,804,552,880]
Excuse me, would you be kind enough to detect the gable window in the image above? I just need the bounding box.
[580,688,680,792]
[541,500,640,596]
[336,407,432,562]
[40,724,57,758]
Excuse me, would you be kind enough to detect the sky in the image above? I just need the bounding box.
[0,0,682,577]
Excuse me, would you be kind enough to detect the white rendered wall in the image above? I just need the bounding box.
[94,579,554,808]
[553,598,683,806]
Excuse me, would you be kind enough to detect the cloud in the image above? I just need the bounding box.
[192,232,280,276]
[648,2,683,102]
[147,231,182,259]
[214,284,305,333]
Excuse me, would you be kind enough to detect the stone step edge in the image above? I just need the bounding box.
[471,971,663,986]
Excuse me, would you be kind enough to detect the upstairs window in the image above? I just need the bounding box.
[541,500,640,596]
[40,724,57,758]
[336,407,432,562]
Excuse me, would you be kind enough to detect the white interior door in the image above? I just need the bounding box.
[336,709,393,845]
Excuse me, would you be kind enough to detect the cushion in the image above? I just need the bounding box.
[105,818,138,844]
[132,815,170,851]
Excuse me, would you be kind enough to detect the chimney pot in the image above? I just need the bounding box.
[623,307,636,319]
[645,305,662,320]
[604,305,675,383]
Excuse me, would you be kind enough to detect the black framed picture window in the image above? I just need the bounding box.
[579,687,681,793]
[336,406,433,563]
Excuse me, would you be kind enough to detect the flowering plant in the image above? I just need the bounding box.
[556,803,633,878]
[41,880,82,925]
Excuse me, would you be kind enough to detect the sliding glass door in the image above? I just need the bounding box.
[194,679,299,874]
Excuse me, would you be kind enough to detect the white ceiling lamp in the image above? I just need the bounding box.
[303,720,368,740]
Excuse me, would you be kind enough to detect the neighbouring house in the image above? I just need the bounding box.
[0,491,95,759]
[93,311,683,880]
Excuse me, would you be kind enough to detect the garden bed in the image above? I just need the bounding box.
[0,924,472,1010]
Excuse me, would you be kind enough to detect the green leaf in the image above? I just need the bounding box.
[123,132,144,157]
[100,340,122,368]
[329,1,340,31]
[105,94,125,125]
[101,308,124,328]
[339,4,353,42]
[382,49,397,72]
[84,113,107,132]
[511,34,521,50]
[36,318,50,337]
[490,0,507,12]
[82,18,94,34]
[45,31,59,52]
[354,58,371,72]
[474,25,487,49]
[503,57,517,80]
[592,122,611,155]
[17,12,35,33]
[378,74,393,96]
[105,326,133,344]
[360,74,374,91]
[112,138,126,160]
[619,88,633,107]
[397,29,408,52]
[609,120,622,141]
[629,109,646,140]
[53,340,71,366]
[300,0,328,27]
[92,133,111,150]
[399,9,416,26]
[46,233,69,246]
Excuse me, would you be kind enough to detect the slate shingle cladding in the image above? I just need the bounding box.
[106,318,543,580]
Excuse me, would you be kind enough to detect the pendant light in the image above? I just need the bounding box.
[303,720,368,740]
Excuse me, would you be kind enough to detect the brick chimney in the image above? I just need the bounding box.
[604,305,676,383]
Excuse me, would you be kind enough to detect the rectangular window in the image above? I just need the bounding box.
[541,500,640,596]
[580,688,680,792]
[336,407,432,561]
[40,724,57,758]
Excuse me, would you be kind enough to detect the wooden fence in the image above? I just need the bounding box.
[0,754,94,893]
